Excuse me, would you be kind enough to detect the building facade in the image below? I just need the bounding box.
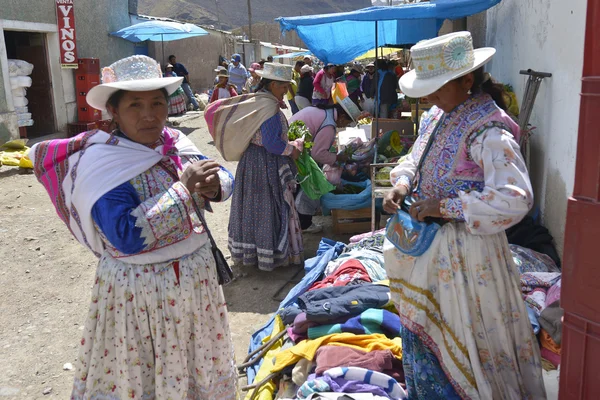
[0,0,137,143]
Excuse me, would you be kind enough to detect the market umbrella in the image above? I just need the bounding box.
[354,47,399,61]
[110,20,209,64]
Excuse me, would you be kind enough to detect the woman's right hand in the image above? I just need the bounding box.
[181,160,222,195]
[383,186,407,214]
[291,147,301,160]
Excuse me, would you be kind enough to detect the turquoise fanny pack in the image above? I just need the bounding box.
[385,209,441,257]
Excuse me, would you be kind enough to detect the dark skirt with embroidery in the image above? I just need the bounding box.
[228,144,303,271]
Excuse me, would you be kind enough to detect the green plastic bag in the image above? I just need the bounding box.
[295,151,335,200]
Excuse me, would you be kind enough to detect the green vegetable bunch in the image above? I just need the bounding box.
[288,120,314,150]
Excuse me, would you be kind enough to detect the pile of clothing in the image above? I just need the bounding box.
[244,235,407,400]
[244,220,564,399]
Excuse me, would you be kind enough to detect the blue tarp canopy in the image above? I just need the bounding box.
[277,0,501,64]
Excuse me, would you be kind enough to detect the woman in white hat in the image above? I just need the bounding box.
[383,32,545,398]
[30,55,237,399]
[205,62,304,271]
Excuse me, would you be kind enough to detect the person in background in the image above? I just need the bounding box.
[289,99,360,233]
[267,55,274,63]
[213,65,227,85]
[377,59,399,118]
[244,63,262,94]
[258,59,266,69]
[168,54,200,111]
[205,63,304,272]
[295,64,314,110]
[343,65,364,107]
[312,63,336,106]
[361,62,376,100]
[286,60,304,114]
[209,70,238,103]
[163,64,187,116]
[393,59,405,80]
[228,53,249,93]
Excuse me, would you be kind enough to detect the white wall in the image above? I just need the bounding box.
[486,0,587,256]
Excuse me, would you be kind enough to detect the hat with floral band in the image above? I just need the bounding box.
[87,55,182,112]
[255,62,295,83]
[399,31,496,98]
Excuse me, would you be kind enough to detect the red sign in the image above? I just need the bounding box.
[56,0,78,68]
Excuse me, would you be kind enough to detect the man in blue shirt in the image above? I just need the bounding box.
[228,54,249,93]
[168,55,200,111]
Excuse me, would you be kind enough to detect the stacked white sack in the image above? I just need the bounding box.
[8,59,34,127]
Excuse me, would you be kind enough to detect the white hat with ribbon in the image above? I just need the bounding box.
[399,31,496,98]
[256,62,295,83]
[87,55,183,112]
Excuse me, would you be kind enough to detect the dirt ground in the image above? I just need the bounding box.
[0,114,351,399]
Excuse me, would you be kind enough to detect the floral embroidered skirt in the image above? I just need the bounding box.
[384,222,546,399]
[71,244,237,400]
[228,144,304,271]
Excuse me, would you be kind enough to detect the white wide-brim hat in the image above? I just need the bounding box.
[256,62,295,83]
[87,55,183,112]
[399,32,496,98]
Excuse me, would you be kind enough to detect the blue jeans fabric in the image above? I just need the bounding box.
[289,99,300,115]
[181,82,199,109]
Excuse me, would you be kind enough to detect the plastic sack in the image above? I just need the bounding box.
[331,81,349,104]
[8,59,33,76]
[323,164,342,186]
[360,97,375,115]
[295,151,336,200]
[18,119,34,127]
[14,106,28,114]
[10,76,32,89]
[320,179,372,216]
[385,209,441,257]
[13,96,29,107]
[17,112,32,121]
[11,87,26,98]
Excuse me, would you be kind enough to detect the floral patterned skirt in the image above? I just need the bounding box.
[71,244,237,400]
[384,222,546,399]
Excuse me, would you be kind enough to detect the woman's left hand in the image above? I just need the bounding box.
[409,198,443,222]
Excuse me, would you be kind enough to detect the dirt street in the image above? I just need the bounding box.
[0,115,349,399]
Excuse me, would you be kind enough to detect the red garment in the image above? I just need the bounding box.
[395,66,405,79]
[209,85,238,103]
[309,259,371,291]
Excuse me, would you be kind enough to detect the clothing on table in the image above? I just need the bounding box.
[540,329,561,355]
[271,333,403,373]
[228,111,304,271]
[292,358,315,386]
[361,73,376,99]
[308,259,371,291]
[385,93,546,399]
[506,216,560,266]
[298,283,391,323]
[228,62,249,93]
[511,244,560,274]
[298,374,391,399]
[345,234,386,254]
[312,69,334,102]
[31,128,237,399]
[546,278,562,306]
[539,300,564,345]
[520,272,561,316]
[298,74,314,102]
[314,347,393,375]
[307,308,401,340]
[209,85,238,103]
[323,367,406,400]
[325,248,387,283]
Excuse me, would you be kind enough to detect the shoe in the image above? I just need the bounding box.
[302,223,323,234]
[192,107,200,111]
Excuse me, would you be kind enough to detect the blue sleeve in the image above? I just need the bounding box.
[91,182,146,254]
[260,114,290,155]
[180,63,189,75]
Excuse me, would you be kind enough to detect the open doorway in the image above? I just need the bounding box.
[4,30,56,137]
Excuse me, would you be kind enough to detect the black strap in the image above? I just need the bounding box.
[412,115,445,191]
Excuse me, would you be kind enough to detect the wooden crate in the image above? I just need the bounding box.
[331,207,372,235]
